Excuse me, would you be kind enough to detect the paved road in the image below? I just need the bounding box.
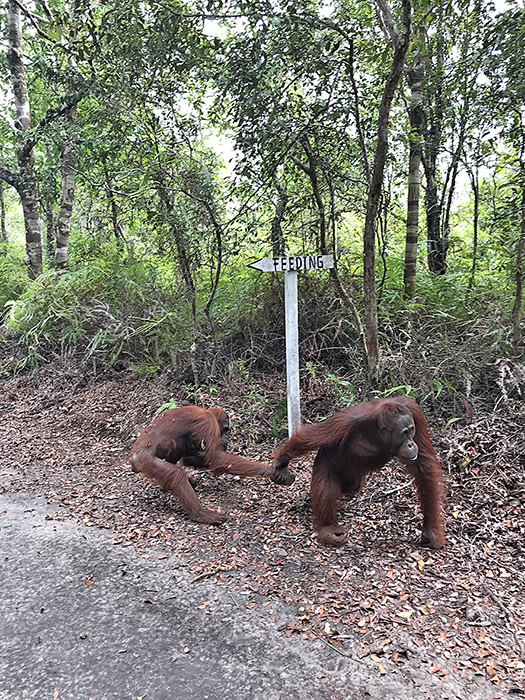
[0,492,496,700]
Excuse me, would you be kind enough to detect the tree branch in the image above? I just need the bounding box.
[0,163,20,191]
[37,0,56,23]
[290,156,311,175]
[20,94,84,161]
[374,0,400,46]
[12,0,64,49]
[13,0,48,24]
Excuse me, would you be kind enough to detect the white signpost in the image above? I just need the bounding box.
[247,254,334,436]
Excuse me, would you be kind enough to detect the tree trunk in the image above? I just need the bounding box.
[103,164,125,244]
[364,0,412,376]
[512,185,525,352]
[403,26,426,297]
[0,182,6,242]
[440,116,469,265]
[19,183,43,279]
[423,149,446,274]
[301,137,327,254]
[422,31,447,275]
[466,165,479,292]
[200,200,223,323]
[45,205,55,262]
[347,38,371,185]
[55,109,77,270]
[7,0,43,279]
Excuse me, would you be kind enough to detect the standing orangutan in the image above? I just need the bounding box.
[271,396,446,549]
[131,405,295,524]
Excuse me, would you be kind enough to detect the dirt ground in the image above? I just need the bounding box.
[1,364,524,699]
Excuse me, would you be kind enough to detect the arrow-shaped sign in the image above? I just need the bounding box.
[247,254,334,273]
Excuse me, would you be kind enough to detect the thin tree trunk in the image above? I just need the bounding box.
[200,201,223,322]
[45,205,55,262]
[423,32,446,275]
[301,137,327,254]
[329,266,369,360]
[7,0,43,279]
[43,144,56,263]
[364,0,411,376]
[55,108,77,269]
[440,32,474,261]
[440,115,468,259]
[0,182,6,242]
[404,144,422,294]
[466,165,479,292]
[512,186,525,351]
[377,190,389,298]
[404,26,426,297]
[19,185,43,280]
[329,180,338,260]
[347,38,371,185]
[179,182,225,325]
[53,0,84,270]
[103,164,125,244]
[423,149,446,273]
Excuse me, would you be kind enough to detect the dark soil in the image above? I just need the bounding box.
[1,364,524,698]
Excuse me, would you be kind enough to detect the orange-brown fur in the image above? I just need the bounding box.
[272,397,446,549]
[131,405,282,524]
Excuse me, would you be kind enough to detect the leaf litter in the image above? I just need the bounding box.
[0,366,524,698]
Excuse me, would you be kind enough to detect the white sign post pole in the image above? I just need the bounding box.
[247,255,334,437]
[284,270,301,435]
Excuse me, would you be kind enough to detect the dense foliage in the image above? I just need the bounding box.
[1,0,524,420]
